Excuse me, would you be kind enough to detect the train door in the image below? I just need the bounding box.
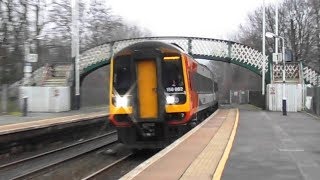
[136,60,158,119]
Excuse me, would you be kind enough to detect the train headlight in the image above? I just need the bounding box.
[166,96,175,104]
[115,96,129,107]
[166,95,180,104]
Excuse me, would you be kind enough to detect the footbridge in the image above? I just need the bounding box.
[80,37,268,80]
[26,36,319,86]
[18,36,319,112]
[79,36,319,86]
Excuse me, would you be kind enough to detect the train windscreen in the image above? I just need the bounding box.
[113,56,131,95]
[162,56,185,93]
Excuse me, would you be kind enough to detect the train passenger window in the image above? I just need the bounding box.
[113,56,131,94]
[191,73,213,93]
[162,57,185,93]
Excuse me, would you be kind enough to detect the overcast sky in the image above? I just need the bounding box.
[106,0,280,40]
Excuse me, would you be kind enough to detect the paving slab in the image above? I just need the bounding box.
[121,109,238,180]
[223,109,320,180]
[0,105,108,126]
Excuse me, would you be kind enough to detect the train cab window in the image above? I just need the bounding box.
[113,56,131,95]
[162,56,185,93]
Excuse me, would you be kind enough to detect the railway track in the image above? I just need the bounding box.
[81,153,133,180]
[80,150,158,180]
[0,130,117,179]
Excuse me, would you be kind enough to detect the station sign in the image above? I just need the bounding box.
[26,54,38,63]
[270,87,276,95]
[272,53,282,64]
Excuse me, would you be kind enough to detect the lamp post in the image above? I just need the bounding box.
[71,0,80,110]
[266,32,287,116]
[262,0,266,96]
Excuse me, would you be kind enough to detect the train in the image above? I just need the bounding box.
[109,41,218,149]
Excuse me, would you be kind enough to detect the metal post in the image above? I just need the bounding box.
[72,0,80,110]
[24,41,32,85]
[281,37,287,115]
[262,0,266,95]
[315,76,318,114]
[275,2,279,55]
[23,96,28,116]
[187,38,192,55]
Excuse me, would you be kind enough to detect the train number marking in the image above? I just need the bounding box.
[166,87,184,92]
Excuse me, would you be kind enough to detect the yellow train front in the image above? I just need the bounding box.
[109,41,218,149]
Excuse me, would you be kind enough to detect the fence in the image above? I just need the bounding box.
[248,91,266,109]
[0,84,21,115]
[306,86,320,116]
[229,90,249,104]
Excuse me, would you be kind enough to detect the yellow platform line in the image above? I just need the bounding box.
[179,109,237,179]
[213,108,239,180]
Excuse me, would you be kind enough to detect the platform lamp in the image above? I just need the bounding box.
[71,0,80,110]
[266,32,287,116]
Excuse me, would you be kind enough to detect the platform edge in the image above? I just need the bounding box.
[212,108,239,180]
[120,109,221,180]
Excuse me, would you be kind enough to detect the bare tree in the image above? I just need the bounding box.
[0,0,152,83]
[235,5,276,54]
[0,0,31,83]
[235,0,320,69]
[309,0,320,70]
[281,0,315,63]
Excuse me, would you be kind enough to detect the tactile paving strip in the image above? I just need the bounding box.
[180,109,236,180]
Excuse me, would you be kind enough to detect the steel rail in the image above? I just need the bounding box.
[1,131,117,179]
[81,153,133,180]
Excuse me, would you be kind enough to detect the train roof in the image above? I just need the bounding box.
[114,41,185,57]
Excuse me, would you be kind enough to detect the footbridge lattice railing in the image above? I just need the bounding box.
[79,37,268,77]
[24,36,320,87]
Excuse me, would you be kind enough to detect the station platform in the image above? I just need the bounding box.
[0,105,108,135]
[122,105,320,180]
[224,107,320,180]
